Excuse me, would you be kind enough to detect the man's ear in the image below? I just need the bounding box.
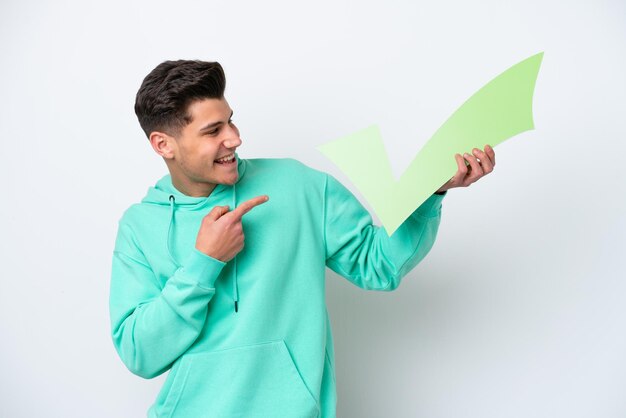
[149,131,176,159]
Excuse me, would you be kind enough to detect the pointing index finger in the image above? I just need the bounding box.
[231,195,269,220]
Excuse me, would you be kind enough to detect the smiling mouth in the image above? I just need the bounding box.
[215,154,236,165]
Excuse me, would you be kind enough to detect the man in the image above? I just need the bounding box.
[109,60,495,418]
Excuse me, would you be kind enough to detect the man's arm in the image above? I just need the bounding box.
[323,173,444,291]
[109,196,268,379]
[323,146,495,290]
[110,223,225,379]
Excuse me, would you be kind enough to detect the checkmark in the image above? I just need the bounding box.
[318,52,543,236]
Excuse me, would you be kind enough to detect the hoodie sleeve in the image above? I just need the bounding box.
[109,222,225,379]
[323,174,444,291]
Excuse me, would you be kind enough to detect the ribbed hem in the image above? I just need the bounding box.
[180,248,226,288]
[414,193,445,218]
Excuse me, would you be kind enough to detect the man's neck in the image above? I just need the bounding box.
[170,175,217,197]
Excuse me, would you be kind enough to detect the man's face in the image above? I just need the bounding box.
[165,98,242,196]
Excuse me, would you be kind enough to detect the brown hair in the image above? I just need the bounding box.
[134,60,226,138]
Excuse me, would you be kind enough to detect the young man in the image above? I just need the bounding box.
[109,60,495,418]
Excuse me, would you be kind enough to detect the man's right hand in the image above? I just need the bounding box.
[195,195,269,262]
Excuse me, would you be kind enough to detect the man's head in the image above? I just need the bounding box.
[135,60,242,197]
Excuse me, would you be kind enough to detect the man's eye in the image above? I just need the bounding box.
[228,119,234,124]
[207,129,219,135]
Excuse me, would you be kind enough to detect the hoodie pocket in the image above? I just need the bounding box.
[161,340,319,418]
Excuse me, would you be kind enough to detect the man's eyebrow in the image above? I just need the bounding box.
[198,110,234,133]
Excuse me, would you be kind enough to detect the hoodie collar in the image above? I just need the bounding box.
[141,155,247,208]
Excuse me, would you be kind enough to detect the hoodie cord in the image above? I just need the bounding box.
[233,183,240,313]
[167,195,181,268]
[168,191,239,313]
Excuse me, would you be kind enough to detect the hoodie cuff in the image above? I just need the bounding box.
[180,248,226,289]
[413,193,445,219]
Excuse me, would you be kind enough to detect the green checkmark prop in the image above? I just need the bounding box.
[318,52,543,236]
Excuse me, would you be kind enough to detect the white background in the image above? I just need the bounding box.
[1,0,625,417]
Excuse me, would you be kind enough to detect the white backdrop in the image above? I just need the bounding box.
[1,0,625,417]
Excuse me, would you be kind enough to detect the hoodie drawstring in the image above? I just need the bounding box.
[167,190,240,314]
[233,183,240,313]
[167,195,181,268]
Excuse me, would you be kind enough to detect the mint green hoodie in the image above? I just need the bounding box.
[110,157,444,418]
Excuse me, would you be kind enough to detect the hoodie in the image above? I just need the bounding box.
[109,157,445,418]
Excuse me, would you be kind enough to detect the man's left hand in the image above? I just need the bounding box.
[436,145,496,193]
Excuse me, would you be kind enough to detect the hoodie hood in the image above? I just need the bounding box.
[141,155,247,208]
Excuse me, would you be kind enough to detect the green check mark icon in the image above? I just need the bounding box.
[318,52,544,235]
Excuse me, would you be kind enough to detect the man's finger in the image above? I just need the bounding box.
[484,144,496,166]
[206,205,230,222]
[451,153,467,184]
[463,153,483,185]
[231,195,270,220]
[472,148,494,174]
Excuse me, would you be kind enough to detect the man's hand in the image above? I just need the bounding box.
[436,145,496,193]
[195,195,269,262]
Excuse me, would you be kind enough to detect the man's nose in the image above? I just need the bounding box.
[223,128,242,149]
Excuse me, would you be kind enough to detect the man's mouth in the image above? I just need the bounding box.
[215,153,236,165]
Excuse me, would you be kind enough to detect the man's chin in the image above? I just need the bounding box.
[220,174,239,186]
